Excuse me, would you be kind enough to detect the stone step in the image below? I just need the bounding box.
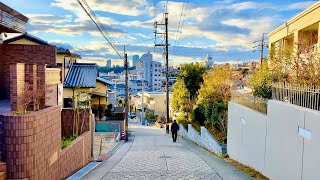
[0,172,6,180]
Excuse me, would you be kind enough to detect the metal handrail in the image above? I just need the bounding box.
[0,9,27,32]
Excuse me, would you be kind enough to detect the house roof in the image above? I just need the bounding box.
[97,77,113,86]
[3,32,49,45]
[64,63,98,88]
[114,84,126,89]
[57,47,81,58]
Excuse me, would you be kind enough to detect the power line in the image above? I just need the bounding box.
[76,0,123,60]
[172,0,188,65]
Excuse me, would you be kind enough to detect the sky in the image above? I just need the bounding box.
[1,0,317,66]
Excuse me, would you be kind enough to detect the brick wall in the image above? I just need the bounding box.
[9,63,47,112]
[0,117,3,162]
[0,44,56,99]
[0,105,93,180]
[9,64,25,112]
[59,131,92,179]
[61,108,91,137]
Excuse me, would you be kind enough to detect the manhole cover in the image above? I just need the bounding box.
[159,156,172,158]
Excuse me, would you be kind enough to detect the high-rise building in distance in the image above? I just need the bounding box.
[106,59,111,68]
[132,55,139,67]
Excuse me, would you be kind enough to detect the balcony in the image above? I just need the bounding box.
[0,2,28,33]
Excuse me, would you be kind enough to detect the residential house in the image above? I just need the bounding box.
[63,63,98,108]
[56,47,81,81]
[92,77,112,109]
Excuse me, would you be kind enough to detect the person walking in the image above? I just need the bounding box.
[171,120,179,142]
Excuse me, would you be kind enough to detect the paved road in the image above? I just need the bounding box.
[82,126,251,180]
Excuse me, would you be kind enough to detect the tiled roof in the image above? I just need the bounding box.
[97,77,113,86]
[3,32,49,45]
[64,63,98,88]
[56,47,81,58]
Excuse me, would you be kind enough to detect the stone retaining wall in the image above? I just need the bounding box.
[179,124,226,155]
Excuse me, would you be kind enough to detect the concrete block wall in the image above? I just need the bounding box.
[228,100,320,180]
[179,124,226,155]
[201,127,227,155]
[227,102,268,173]
[0,44,56,99]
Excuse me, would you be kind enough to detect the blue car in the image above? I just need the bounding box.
[130,112,136,119]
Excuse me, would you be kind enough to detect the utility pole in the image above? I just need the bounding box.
[155,13,169,134]
[260,33,266,69]
[124,46,129,141]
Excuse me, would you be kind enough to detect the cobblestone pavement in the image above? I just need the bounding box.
[82,126,251,180]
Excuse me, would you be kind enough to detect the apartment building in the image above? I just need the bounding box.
[137,51,163,91]
[269,2,320,54]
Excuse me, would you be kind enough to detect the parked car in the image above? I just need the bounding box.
[130,112,136,119]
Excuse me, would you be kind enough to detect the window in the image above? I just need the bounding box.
[63,98,73,108]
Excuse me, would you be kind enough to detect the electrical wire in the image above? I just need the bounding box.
[76,0,123,60]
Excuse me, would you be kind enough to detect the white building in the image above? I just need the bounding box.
[129,80,149,94]
[137,51,163,91]
[133,91,172,116]
[205,54,214,67]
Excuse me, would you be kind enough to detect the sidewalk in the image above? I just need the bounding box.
[81,126,251,180]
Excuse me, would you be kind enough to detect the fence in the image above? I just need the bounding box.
[231,91,268,114]
[272,82,320,111]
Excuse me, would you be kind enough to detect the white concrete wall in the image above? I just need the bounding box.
[227,102,267,173]
[228,100,320,180]
[179,124,226,155]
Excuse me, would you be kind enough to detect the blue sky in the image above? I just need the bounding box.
[2,0,317,66]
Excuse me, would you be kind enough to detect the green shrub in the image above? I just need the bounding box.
[105,104,113,117]
[61,135,77,149]
[191,105,206,126]
[115,113,125,120]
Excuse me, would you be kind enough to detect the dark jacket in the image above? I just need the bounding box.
[171,122,179,132]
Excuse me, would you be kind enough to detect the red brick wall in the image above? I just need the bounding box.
[0,44,56,99]
[0,117,4,162]
[9,63,47,112]
[59,131,92,179]
[0,105,93,180]
[61,108,91,137]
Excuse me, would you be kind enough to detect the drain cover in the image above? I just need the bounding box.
[159,156,172,158]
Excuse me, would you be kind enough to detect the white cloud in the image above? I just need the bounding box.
[287,1,317,10]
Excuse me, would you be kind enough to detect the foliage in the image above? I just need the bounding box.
[249,62,273,99]
[61,135,78,149]
[117,98,125,107]
[171,79,193,115]
[269,32,320,86]
[105,104,113,117]
[145,112,158,120]
[197,67,232,106]
[115,113,125,120]
[178,63,206,99]
[191,105,206,126]
[98,105,104,119]
[17,78,54,114]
